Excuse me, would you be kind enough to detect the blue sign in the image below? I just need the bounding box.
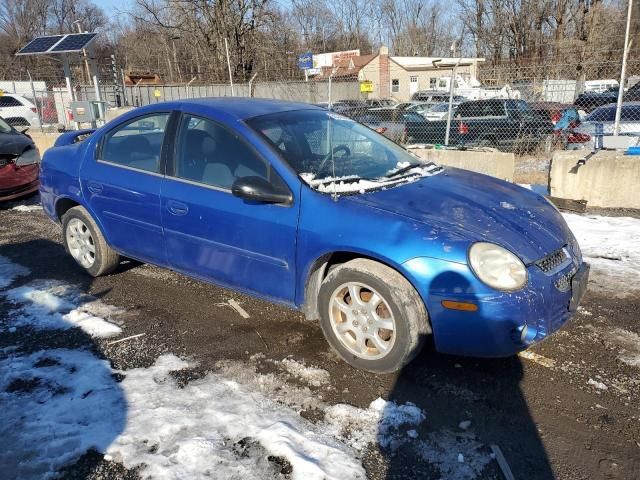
[297,52,313,70]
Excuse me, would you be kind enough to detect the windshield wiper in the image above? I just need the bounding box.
[383,162,422,179]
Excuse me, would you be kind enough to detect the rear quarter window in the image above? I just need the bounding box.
[0,96,23,107]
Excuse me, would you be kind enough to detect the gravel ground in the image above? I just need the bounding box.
[1,196,639,480]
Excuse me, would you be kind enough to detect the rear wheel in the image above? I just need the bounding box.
[62,206,120,277]
[318,258,430,373]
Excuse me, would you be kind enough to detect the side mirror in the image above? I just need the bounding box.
[231,176,292,205]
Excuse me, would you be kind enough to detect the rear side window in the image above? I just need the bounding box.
[100,113,170,173]
[0,96,23,107]
[173,114,268,190]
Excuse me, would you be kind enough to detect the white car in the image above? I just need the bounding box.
[0,93,41,129]
[568,102,640,149]
[406,102,460,121]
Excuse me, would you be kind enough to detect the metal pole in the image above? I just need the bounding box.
[90,56,104,125]
[62,55,78,129]
[248,72,258,97]
[328,74,333,108]
[614,0,633,136]
[26,70,42,131]
[445,58,462,146]
[225,38,234,96]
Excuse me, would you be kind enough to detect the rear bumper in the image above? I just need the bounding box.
[403,257,589,358]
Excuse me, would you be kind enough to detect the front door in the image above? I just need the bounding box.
[80,112,174,265]
[409,76,419,97]
[160,112,299,303]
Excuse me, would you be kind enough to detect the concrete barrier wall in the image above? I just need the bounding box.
[407,146,515,182]
[550,150,640,209]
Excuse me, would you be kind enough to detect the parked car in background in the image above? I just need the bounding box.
[405,99,554,152]
[567,102,640,149]
[0,93,41,128]
[0,116,40,201]
[530,102,582,148]
[410,91,466,103]
[39,98,589,373]
[420,102,461,121]
[574,82,640,112]
[353,108,425,143]
[365,99,397,108]
[315,101,352,115]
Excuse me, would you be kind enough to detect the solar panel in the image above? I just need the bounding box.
[49,33,98,53]
[16,35,65,55]
[15,33,98,56]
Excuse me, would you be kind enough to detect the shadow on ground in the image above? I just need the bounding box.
[0,239,129,479]
[380,270,554,479]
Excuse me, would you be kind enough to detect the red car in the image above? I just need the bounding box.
[0,117,40,202]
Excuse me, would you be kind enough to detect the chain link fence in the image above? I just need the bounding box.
[2,56,639,158]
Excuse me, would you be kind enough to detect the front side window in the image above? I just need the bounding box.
[391,79,399,93]
[174,114,269,190]
[247,109,441,193]
[100,113,170,173]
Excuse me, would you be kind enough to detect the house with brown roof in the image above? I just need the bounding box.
[313,46,485,101]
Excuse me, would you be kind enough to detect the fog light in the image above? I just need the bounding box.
[518,325,538,345]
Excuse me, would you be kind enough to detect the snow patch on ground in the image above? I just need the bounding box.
[324,397,425,451]
[278,358,330,387]
[11,204,42,212]
[109,355,366,480]
[4,280,123,338]
[417,430,492,480]
[0,254,30,289]
[0,349,125,480]
[563,213,640,295]
[602,327,640,367]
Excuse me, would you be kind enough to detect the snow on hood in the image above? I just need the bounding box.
[301,162,442,195]
[347,167,571,264]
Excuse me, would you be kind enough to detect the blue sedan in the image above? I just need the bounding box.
[39,98,589,373]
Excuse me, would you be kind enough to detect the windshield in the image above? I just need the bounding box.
[247,109,441,193]
[0,117,12,134]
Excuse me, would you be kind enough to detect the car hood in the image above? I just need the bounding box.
[0,132,33,156]
[347,167,570,264]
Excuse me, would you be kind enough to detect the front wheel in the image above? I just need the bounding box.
[318,258,430,373]
[62,206,120,277]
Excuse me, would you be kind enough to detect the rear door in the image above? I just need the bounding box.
[80,111,176,265]
[160,111,299,303]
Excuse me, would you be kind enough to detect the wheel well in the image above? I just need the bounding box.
[55,198,80,221]
[302,251,405,321]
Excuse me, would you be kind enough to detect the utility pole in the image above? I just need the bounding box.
[614,0,634,136]
[72,20,91,85]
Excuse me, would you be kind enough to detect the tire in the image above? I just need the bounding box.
[61,206,120,277]
[317,258,430,373]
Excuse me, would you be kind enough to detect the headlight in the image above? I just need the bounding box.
[468,242,528,291]
[15,148,40,166]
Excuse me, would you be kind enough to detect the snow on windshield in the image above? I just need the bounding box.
[301,161,442,194]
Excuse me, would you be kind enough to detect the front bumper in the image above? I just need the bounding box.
[403,256,590,357]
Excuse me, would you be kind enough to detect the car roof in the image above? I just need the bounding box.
[157,97,323,120]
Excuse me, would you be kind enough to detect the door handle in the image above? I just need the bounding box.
[167,200,189,216]
[87,182,103,194]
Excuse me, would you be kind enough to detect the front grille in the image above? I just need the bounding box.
[554,267,577,292]
[535,248,570,274]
